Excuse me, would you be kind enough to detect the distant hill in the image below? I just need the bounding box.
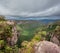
[5,16,60,24]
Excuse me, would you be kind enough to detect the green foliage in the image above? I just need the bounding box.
[0,40,4,49]
[5,46,12,51]
[4,45,19,53]
[0,50,4,53]
[0,21,13,40]
[4,25,12,37]
[55,26,60,30]
[19,20,60,53]
[0,18,18,53]
[32,35,41,41]
[54,26,60,41]
[0,16,6,21]
[0,40,4,45]
[20,30,47,53]
[0,16,60,53]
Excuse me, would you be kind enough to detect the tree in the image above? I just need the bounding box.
[0,17,19,53]
[0,16,6,21]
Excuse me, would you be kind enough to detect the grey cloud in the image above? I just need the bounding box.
[0,5,11,15]
[0,0,60,17]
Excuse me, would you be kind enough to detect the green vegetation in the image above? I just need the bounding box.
[0,16,60,53]
[17,20,60,53]
[0,16,6,21]
[17,21,43,47]
[0,16,19,53]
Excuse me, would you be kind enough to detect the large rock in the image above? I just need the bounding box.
[50,32,60,46]
[50,26,60,46]
[6,21,18,46]
[50,36,60,46]
[34,41,60,53]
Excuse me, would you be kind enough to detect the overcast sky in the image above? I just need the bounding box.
[0,0,60,17]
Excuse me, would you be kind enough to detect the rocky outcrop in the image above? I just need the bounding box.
[11,26,18,46]
[6,21,18,46]
[50,36,60,46]
[34,41,60,53]
[50,28,60,46]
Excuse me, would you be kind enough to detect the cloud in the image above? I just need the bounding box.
[25,5,60,17]
[0,0,60,17]
[0,5,11,15]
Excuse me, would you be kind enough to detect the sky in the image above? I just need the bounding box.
[0,0,60,17]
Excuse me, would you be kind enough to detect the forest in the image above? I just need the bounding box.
[0,16,60,53]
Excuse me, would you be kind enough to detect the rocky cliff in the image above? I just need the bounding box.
[6,21,18,46]
[0,20,18,47]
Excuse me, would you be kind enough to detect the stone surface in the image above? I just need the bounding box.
[34,41,60,53]
[6,21,18,46]
[50,36,60,46]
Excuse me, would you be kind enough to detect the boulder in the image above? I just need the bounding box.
[34,41,60,53]
[50,36,60,46]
